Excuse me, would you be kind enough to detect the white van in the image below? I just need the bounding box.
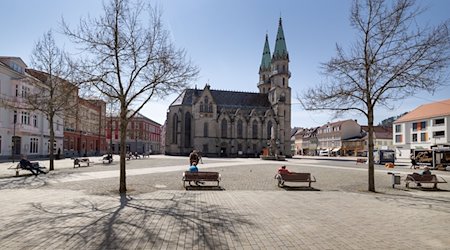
[319,150,329,156]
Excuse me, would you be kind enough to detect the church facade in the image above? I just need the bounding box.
[165,18,292,157]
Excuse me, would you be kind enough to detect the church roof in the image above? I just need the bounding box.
[272,18,289,60]
[260,34,271,71]
[172,88,271,109]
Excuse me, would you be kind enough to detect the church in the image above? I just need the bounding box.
[165,18,291,157]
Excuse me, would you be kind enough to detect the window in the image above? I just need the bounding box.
[184,112,191,148]
[0,135,2,153]
[267,121,273,139]
[30,138,39,154]
[33,115,38,127]
[203,122,208,137]
[433,131,445,137]
[21,86,30,98]
[412,123,418,131]
[395,125,401,133]
[200,102,204,112]
[395,134,402,143]
[221,119,227,138]
[172,114,178,144]
[13,111,17,124]
[252,120,258,139]
[421,121,427,130]
[420,132,427,142]
[15,85,19,97]
[412,134,417,142]
[21,112,30,125]
[434,118,445,126]
[282,78,285,86]
[237,119,243,138]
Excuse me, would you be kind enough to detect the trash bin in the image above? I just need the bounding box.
[387,172,401,188]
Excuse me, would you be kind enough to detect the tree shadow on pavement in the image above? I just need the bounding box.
[0,192,253,249]
[280,186,321,191]
[0,175,48,190]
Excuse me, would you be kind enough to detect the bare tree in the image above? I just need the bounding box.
[62,0,198,193]
[300,0,450,192]
[25,30,78,171]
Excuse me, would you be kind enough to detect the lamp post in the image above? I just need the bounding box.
[12,111,17,163]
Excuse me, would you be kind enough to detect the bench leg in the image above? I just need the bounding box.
[309,181,311,188]
[433,183,437,189]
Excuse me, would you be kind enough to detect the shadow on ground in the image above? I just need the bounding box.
[280,185,321,191]
[0,192,253,249]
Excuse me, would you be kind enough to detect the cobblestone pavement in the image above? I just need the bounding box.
[0,156,449,249]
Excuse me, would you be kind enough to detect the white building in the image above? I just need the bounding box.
[317,119,361,155]
[393,99,450,159]
[0,57,63,161]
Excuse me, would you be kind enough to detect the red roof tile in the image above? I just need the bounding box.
[395,99,450,123]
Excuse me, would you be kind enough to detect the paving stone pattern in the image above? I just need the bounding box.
[0,156,449,249]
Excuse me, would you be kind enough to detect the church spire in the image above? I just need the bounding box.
[260,33,271,71]
[273,17,288,60]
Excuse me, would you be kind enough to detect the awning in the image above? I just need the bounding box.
[332,148,341,152]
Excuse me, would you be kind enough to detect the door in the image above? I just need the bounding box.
[12,136,21,155]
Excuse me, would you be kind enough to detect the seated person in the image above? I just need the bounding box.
[20,156,46,176]
[189,161,199,173]
[188,161,203,185]
[421,166,431,176]
[415,167,432,187]
[278,165,291,174]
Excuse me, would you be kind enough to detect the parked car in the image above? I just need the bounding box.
[319,150,329,156]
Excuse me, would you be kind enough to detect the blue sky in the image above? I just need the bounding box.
[1,0,449,128]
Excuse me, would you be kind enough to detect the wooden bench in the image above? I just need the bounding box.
[102,155,113,164]
[405,173,447,189]
[275,172,316,187]
[356,158,367,164]
[8,162,46,176]
[182,171,221,189]
[74,158,92,168]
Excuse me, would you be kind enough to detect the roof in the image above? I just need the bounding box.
[171,88,271,110]
[259,34,271,71]
[272,18,288,60]
[319,119,355,129]
[361,126,392,140]
[395,99,450,123]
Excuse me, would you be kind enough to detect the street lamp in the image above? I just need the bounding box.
[12,111,17,163]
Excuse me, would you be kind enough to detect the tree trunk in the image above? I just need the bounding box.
[367,107,375,192]
[119,106,127,194]
[49,114,55,171]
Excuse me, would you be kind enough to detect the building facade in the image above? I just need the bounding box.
[165,18,292,157]
[317,120,361,155]
[106,113,162,154]
[0,57,64,161]
[393,99,450,159]
[342,125,393,156]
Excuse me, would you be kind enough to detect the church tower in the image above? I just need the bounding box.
[258,34,271,94]
[268,17,291,156]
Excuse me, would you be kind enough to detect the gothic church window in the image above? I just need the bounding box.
[172,114,178,144]
[252,120,258,139]
[237,119,243,138]
[267,121,273,139]
[200,102,204,112]
[221,119,228,138]
[204,122,208,137]
[184,112,191,148]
